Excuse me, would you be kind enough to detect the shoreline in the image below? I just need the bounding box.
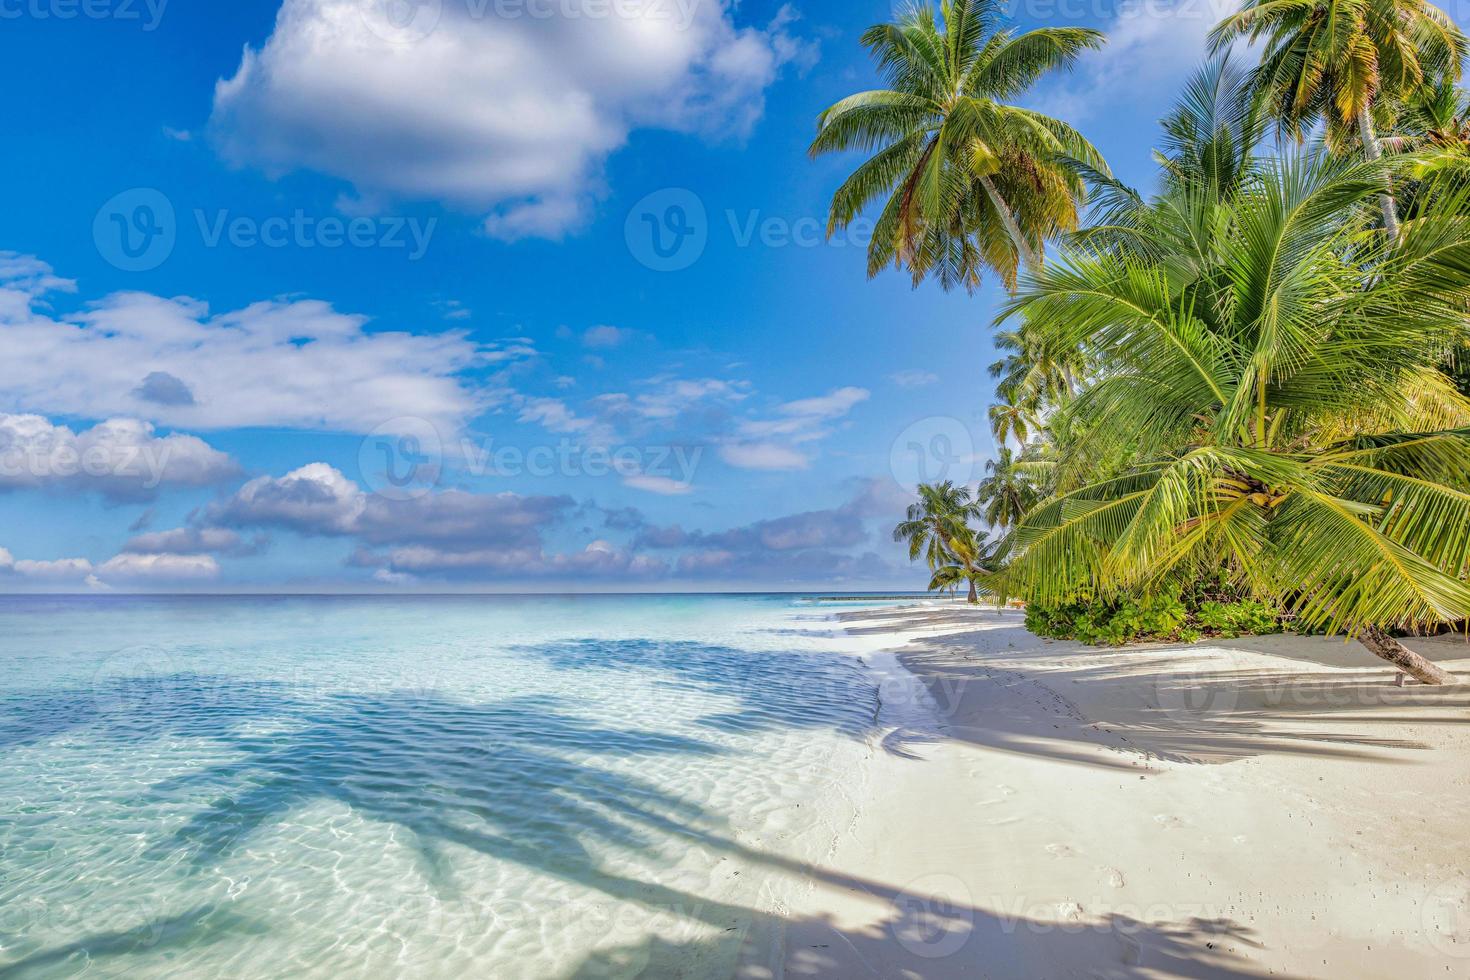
[762,603,1470,978]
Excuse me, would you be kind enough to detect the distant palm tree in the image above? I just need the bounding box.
[976,447,1039,530]
[1210,0,1467,238]
[929,526,1005,603]
[894,481,982,573]
[811,0,1106,290]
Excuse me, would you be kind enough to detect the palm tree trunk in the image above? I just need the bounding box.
[977,174,1042,279]
[1359,626,1454,685]
[1357,105,1401,241]
[967,578,979,605]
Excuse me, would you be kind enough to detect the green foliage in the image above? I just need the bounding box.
[1026,589,1284,646]
[1194,600,1280,638]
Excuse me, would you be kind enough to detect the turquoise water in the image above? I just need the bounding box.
[0,595,891,978]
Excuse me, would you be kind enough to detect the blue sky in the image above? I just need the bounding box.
[0,0,1253,591]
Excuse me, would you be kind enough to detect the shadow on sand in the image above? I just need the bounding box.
[0,617,1356,979]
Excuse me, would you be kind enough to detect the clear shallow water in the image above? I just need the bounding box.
[0,595,891,978]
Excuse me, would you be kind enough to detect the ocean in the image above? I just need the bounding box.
[0,594,900,978]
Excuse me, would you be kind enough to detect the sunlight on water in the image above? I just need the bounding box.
[0,595,887,978]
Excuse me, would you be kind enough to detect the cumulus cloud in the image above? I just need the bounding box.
[96,553,221,582]
[613,476,912,584]
[633,477,899,554]
[212,462,575,550]
[0,258,528,434]
[0,414,237,501]
[0,546,220,587]
[209,0,813,239]
[123,526,266,557]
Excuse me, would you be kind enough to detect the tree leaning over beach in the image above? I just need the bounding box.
[810,0,1107,291]
[997,151,1470,685]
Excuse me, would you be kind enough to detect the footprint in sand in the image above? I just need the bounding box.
[1153,814,1183,830]
[1045,843,1075,858]
[1054,901,1085,921]
[1097,866,1126,888]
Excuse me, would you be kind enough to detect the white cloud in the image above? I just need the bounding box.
[96,553,221,582]
[213,462,367,535]
[123,526,260,556]
[0,252,74,299]
[209,0,812,239]
[580,325,636,349]
[11,557,94,581]
[0,414,236,500]
[0,547,220,588]
[717,441,809,470]
[720,386,869,471]
[1028,0,1237,123]
[213,463,574,551]
[890,369,939,388]
[0,258,524,434]
[622,473,692,495]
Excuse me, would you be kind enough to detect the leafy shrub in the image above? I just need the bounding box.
[1027,593,1186,646]
[1196,599,1280,638]
[1026,590,1282,646]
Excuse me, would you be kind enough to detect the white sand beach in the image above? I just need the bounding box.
[758,605,1470,979]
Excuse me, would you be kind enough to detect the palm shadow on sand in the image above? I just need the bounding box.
[3,652,1294,978]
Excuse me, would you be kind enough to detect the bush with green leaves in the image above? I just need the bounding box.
[1026,589,1284,646]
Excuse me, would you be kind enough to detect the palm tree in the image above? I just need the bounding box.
[893,481,982,574]
[811,0,1107,290]
[929,526,1005,603]
[975,447,1039,531]
[1210,0,1467,239]
[1384,80,1470,160]
[999,151,1470,685]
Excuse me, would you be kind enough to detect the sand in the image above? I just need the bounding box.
[753,605,1470,979]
